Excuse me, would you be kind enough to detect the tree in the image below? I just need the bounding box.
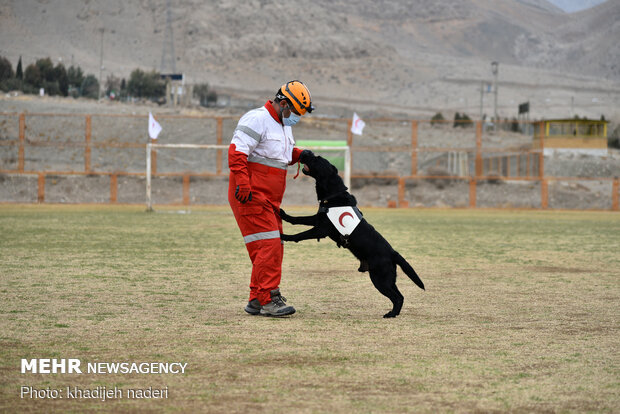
[105,74,121,98]
[24,63,42,88]
[81,74,100,99]
[15,56,23,80]
[35,58,55,82]
[193,83,211,106]
[53,63,69,96]
[67,65,84,88]
[127,68,164,98]
[0,56,14,82]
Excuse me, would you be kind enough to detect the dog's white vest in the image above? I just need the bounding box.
[326,206,362,236]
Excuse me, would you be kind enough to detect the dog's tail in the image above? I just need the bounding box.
[392,251,425,290]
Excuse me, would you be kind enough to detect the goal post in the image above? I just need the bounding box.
[146,142,350,211]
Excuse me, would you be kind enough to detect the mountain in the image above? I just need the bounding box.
[0,0,618,120]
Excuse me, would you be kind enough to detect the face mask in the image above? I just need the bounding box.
[282,105,301,126]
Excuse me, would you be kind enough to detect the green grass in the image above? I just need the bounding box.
[0,205,619,413]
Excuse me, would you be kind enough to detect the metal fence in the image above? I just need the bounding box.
[0,112,618,210]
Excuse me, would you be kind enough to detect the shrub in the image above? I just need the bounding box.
[454,112,473,128]
[206,90,218,106]
[0,78,22,92]
[431,112,445,127]
[81,74,100,99]
[193,83,217,106]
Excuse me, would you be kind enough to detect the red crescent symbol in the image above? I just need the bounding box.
[355,119,362,128]
[339,212,354,227]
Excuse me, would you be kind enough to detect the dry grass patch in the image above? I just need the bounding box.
[0,205,618,413]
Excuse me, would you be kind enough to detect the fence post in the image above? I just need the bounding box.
[612,178,619,211]
[541,179,548,209]
[469,178,476,208]
[37,173,45,203]
[411,120,418,176]
[183,174,190,205]
[216,117,223,175]
[110,174,117,203]
[538,121,545,178]
[475,121,482,177]
[85,115,92,172]
[146,142,153,212]
[398,177,407,208]
[18,113,25,172]
[472,120,483,208]
[151,139,157,174]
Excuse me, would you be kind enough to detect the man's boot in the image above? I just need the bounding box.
[260,288,295,316]
[244,298,261,315]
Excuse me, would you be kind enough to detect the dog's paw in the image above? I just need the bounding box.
[357,260,369,272]
[279,209,290,222]
[383,312,397,318]
[280,233,296,243]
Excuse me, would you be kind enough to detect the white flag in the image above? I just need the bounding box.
[351,112,365,135]
[148,112,162,139]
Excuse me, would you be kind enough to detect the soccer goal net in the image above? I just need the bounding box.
[145,142,350,210]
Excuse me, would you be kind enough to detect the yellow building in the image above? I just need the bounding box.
[533,119,608,156]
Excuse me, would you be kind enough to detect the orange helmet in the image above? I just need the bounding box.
[277,80,314,115]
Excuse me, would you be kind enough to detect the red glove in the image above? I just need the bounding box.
[235,185,252,203]
[228,144,253,203]
[290,147,303,165]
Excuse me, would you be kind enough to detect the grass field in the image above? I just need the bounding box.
[0,205,618,413]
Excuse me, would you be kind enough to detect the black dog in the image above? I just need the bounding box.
[280,151,424,318]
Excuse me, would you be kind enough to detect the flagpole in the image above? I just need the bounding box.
[146,137,153,212]
[146,112,162,212]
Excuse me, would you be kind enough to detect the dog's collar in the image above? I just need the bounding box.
[319,190,348,205]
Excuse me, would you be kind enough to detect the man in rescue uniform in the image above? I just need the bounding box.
[228,80,314,317]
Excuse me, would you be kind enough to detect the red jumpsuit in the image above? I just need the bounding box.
[228,101,302,305]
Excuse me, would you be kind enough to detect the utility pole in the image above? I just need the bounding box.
[491,61,499,131]
[479,81,484,120]
[98,28,104,99]
[161,0,176,73]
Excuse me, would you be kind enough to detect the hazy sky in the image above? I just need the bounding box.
[547,0,608,13]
